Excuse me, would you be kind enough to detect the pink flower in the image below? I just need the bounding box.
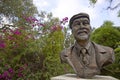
[13,29,21,35]
[32,24,36,27]
[2,71,9,78]
[62,17,68,21]
[2,29,6,33]
[25,17,31,23]
[61,17,68,25]
[60,26,63,29]
[19,67,24,72]
[17,73,23,77]
[8,68,14,74]
[0,74,2,79]
[0,41,5,48]
[23,16,38,23]
[37,23,45,27]
[8,36,15,40]
[32,17,38,22]
[51,26,57,31]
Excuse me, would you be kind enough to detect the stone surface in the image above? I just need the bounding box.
[51,74,118,80]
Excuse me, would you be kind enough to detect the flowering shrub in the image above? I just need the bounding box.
[0,14,73,80]
[0,39,5,48]
[0,64,28,79]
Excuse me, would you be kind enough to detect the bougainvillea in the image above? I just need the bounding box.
[0,14,70,79]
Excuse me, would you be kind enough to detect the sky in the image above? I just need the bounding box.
[33,0,120,28]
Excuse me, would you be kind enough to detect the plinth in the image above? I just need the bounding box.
[51,74,118,80]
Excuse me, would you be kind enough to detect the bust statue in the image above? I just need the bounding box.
[60,13,115,78]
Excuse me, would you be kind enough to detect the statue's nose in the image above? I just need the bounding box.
[79,22,84,28]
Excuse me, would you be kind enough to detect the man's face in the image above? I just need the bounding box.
[71,17,91,41]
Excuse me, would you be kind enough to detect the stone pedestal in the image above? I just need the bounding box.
[51,74,118,80]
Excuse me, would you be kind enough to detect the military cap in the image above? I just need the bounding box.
[69,13,90,29]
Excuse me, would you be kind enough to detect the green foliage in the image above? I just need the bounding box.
[39,31,72,79]
[18,28,74,80]
[118,10,120,17]
[0,27,33,64]
[0,0,73,78]
[0,10,73,79]
[115,47,120,63]
[0,0,38,27]
[64,27,75,48]
[101,47,120,79]
[91,21,120,79]
[91,21,120,49]
[0,0,40,79]
[89,0,97,4]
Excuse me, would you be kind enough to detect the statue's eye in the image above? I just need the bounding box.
[73,21,80,26]
[82,20,89,25]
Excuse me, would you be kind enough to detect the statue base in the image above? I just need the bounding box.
[51,73,118,80]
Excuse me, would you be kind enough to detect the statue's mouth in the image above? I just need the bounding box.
[77,29,88,35]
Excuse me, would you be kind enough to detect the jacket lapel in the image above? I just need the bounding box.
[66,47,84,74]
[93,43,108,68]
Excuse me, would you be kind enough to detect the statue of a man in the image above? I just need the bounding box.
[60,13,115,78]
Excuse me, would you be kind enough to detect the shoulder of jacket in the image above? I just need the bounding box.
[60,46,73,57]
[92,42,114,53]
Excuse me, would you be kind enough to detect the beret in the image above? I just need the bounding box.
[69,13,90,29]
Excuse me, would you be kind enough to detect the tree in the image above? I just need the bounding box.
[0,0,38,65]
[91,21,120,49]
[91,21,120,79]
[17,12,73,79]
[89,0,120,17]
[0,0,38,27]
[0,1,74,79]
[63,27,74,48]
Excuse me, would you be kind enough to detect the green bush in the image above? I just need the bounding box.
[91,22,120,79]
[0,16,73,80]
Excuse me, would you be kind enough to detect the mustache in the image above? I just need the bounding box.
[77,28,89,34]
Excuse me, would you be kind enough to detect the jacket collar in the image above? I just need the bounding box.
[92,42,106,53]
[74,41,91,50]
